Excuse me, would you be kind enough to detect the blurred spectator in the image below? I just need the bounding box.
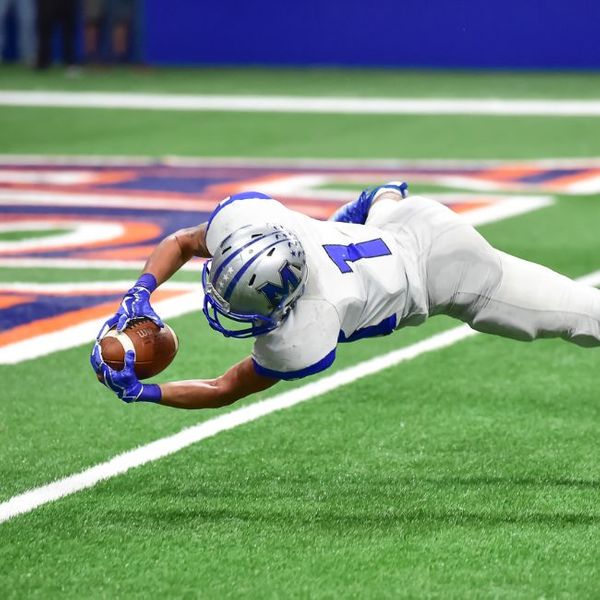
[83,0,104,62]
[108,0,136,62]
[0,0,36,65]
[36,0,77,69]
[83,0,139,64]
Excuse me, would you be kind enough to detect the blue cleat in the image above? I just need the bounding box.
[330,181,408,224]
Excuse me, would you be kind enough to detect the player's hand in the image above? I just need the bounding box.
[90,344,161,404]
[96,274,164,340]
[330,181,409,224]
[115,281,164,332]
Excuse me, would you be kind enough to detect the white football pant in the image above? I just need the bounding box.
[368,196,600,347]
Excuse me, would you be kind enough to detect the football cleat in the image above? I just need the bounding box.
[202,223,309,338]
[330,181,409,224]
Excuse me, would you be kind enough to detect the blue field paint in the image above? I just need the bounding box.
[0,292,123,331]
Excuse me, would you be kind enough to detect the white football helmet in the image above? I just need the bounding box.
[202,223,308,338]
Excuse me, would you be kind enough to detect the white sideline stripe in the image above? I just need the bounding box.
[460,196,553,227]
[3,268,600,525]
[2,91,600,117]
[0,325,476,524]
[0,189,216,212]
[3,154,600,169]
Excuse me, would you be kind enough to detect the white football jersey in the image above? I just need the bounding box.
[205,193,428,379]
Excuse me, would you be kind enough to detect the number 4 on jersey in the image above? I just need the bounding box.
[323,238,391,274]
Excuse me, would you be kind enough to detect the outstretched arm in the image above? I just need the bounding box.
[91,348,279,409]
[159,356,279,409]
[96,224,210,336]
[142,223,210,286]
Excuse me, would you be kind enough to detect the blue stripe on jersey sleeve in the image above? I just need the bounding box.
[338,314,397,343]
[206,191,273,234]
[252,348,336,380]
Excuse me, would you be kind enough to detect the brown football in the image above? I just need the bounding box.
[99,319,179,380]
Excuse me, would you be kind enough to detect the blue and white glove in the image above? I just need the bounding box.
[97,273,164,339]
[90,344,161,404]
[330,181,408,224]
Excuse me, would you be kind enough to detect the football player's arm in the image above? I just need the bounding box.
[95,224,210,335]
[158,356,279,409]
[142,223,210,287]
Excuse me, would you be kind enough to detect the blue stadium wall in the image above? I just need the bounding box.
[144,0,598,69]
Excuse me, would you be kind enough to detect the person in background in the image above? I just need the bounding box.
[107,0,136,62]
[83,0,105,63]
[83,0,139,65]
[0,0,36,65]
[36,0,77,70]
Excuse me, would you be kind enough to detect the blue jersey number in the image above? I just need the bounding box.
[323,238,391,274]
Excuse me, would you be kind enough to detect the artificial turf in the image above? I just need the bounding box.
[2,332,599,599]
[2,65,600,99]
[1,67,599,599]
[1,107,600,160]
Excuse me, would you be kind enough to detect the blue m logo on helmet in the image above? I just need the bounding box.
[258,261,301,309]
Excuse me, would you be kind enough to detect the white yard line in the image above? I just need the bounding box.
[455,196,553,227]
[2,154,600,169]
[2,91,600,116]
[0,188,215,211]
[0,325,476,524]
[2,267,600,525]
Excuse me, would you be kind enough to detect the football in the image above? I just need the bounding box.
[99,319,179,380]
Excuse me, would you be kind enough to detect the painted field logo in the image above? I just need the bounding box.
[0,155,598,363]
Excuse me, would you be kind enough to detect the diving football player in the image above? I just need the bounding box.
[91,183,600,408]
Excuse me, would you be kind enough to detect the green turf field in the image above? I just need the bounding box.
[1,67,600,599]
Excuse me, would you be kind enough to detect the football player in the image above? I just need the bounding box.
[91,183,600,408]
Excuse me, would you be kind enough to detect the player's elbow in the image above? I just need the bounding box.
[172,225,209,260]
[169,228,196,260]
[212,377,243,407]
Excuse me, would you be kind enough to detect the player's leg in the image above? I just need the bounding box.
[355,188,600,347]
[425,215,600,347]
[470,251,600,347]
